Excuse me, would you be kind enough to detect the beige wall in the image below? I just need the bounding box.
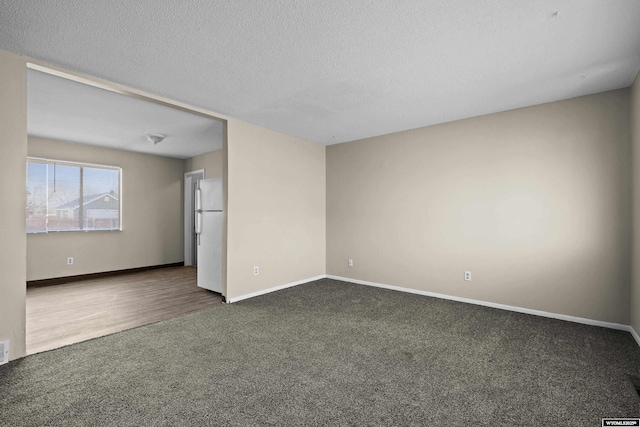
[185,149,223,178]
[632,72,640,333]
[27,136,185,281]
[327,89,631,324]
[0,50,28,360]
[225,119,326,300]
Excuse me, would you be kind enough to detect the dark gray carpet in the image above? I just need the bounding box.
[1,278,640,426]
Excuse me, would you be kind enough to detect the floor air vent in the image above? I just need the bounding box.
[628,375,640,398]
[0,340,8,365]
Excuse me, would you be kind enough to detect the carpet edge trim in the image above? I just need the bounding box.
[226,275,326,303]
[327,274,634,334]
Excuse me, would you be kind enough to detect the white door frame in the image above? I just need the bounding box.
[184,169,205,266]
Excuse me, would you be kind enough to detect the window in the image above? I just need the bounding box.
[26,158,121,233]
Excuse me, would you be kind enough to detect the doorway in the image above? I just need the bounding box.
[184,169,204,266]
[25,64,227,354]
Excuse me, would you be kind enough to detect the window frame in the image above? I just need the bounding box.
[26,156,123,234]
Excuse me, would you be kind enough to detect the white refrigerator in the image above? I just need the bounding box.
[195,178,223,293]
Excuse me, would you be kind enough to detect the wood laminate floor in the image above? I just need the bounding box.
[26,266,222,355]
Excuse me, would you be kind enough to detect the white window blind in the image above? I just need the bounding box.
[26,158,121,233]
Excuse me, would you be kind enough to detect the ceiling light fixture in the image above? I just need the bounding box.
[145,133,166,145]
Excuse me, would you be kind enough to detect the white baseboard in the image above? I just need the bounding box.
[629,326,640,348]
[326,274,633,333]
[226,275,325,303]
[227,273,640,348]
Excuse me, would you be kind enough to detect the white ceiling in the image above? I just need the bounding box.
[27,70,223,159]
[27,69,224,159]
[2,1,640,146]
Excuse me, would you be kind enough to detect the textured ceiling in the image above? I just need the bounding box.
[28,69,224,159]
[2,1,640,145]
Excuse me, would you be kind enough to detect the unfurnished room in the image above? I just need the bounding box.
[1,1,640,426]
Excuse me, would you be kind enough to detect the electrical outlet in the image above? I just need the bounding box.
[253,266,259,276]
[348,259,353,267]
[0,340,9,365]
[67,257,74,265]
[464,271,472,281]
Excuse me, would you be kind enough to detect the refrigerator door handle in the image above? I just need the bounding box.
[195,211,202,245]
[195,186,202,211]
